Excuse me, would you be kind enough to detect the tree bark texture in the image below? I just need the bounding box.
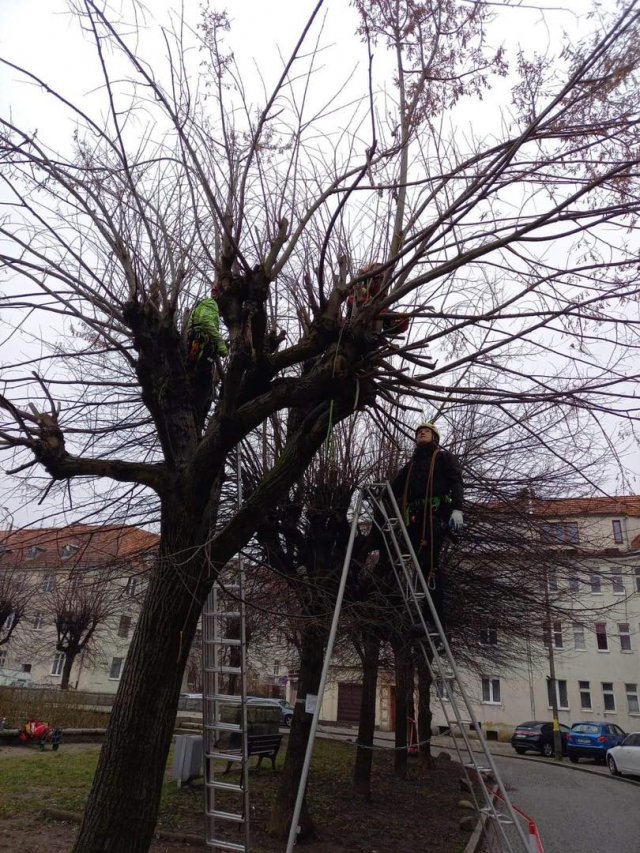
[60,650,77,691]
[352,631,380,801]
[392,638,413,779]
[72,516,208,853]
[266,621,327,841]
[415,650,434,762]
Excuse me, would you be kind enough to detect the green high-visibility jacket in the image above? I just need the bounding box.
[187,298,228,356]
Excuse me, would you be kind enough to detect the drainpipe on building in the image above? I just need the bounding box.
[544,567,563,761]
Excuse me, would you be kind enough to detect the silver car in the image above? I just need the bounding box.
[607,732,640,778]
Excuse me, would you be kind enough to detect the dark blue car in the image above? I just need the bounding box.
[567,721,627,764]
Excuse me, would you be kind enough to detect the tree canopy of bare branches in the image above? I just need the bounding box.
[1,1,639,849]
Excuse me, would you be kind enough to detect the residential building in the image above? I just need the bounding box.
[0,525,158,691]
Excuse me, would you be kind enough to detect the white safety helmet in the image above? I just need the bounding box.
[415,422,440,443]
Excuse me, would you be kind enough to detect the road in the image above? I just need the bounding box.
[493,754,640,853]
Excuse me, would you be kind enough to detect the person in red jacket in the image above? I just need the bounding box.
[390,422,464,641]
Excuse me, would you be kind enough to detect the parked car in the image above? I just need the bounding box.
[567,721,627,764]
[511,721,570,757]
[247,697,294,726]
[606,732,640,778]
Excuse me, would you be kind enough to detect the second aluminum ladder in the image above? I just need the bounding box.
[202,560,250,851]
[364,482,533,853]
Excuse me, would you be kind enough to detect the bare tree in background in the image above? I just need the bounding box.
[0,1,638,849]
[0,566,30,647]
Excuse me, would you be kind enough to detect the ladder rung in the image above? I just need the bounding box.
[206,808,245,823]
[205,694,243,704]
[207,779,244,793]
[207,751,242,763]
[205,721,242,732]
[213,611,241,619]
[204,665,242,675]
[216,584,241,592]
[205,839,246,852]
[204,637,242,646]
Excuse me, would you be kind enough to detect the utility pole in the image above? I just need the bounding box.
[544,566,563,760]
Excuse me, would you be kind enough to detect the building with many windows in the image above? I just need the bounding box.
[429,496,640,737]
[0,525,158,691]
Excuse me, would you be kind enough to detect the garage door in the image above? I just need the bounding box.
[337,682,362,723]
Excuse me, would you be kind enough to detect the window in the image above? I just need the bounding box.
[273,659,281,676]
[117,615,131,639]
[51,652,65,676]
[481,677,501,704]
[595,623,608,651]
[41,574,54,592]
[61,544,79,559]
[434,677,453,700]
[547,679,569,710]
[540,522,579,545]
[552,622,563,649]
[548,569,558,592]
[109,657,124,680]
[479,625,498,646]
[3,612,15,630]
[579,680,592,710]
[612,520,623,544]
[611,567,624,594]
[70,576,81,591]
[573,624,586,651]
[635,567,640,594]
[26,546,44,560]
[0,649,7,668]
[625,683,639,714]
[602,682,616,712]
[21,663,32,673]
[618,623,632,652]
[589,572,602,594]
[33,612,44,630]
[568,572,580,593]
[124,577,141,598]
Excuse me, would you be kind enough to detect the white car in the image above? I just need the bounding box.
[607,732,640,777]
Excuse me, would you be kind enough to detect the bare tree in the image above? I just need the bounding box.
[0,1,638,849]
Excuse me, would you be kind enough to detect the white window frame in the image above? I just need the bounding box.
[124,577,141,598]
[612,520,623,544]
[479,625,498,646]
[0,649,7,667]
[109,656,124,680]
[117,615,131,639]
[589,572,602,594]
[552,622,563,649]
[568,572,580,593]
[602,682,616,712]
[618,623,632,652]
[33,612,44,630]
[51,652,65,676]
[595,623,608,651]
[625,683,639,714]
[573,624,586,651]
[635,567,640,594]
[611,567,624,594]
[3,612,15,630]
[578,680,592,710]
[481,677,501,705]
[41,574,54,592]
[547,679,569,710]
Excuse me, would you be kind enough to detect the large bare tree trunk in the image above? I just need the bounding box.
[352,631,380,801]
[267,621,327,841]
[391,637,413,779]
[60,650,77,691]
[415,649,434,765]
[72,517,208,853]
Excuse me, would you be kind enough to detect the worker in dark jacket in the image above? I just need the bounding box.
[390,422,463,639]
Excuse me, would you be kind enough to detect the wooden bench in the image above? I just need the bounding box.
[223,733,283,774]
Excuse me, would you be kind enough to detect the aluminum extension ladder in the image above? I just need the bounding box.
[202,559,251,851]
[365,482,532,853]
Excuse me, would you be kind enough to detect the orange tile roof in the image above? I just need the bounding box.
[528,496,640,518]
[0,524,159,571]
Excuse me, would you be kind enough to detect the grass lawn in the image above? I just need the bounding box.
[0,738,471,852]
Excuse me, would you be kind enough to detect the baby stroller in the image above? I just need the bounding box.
[18,719,63,751]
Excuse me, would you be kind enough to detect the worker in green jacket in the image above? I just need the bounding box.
[186,285,228,429]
